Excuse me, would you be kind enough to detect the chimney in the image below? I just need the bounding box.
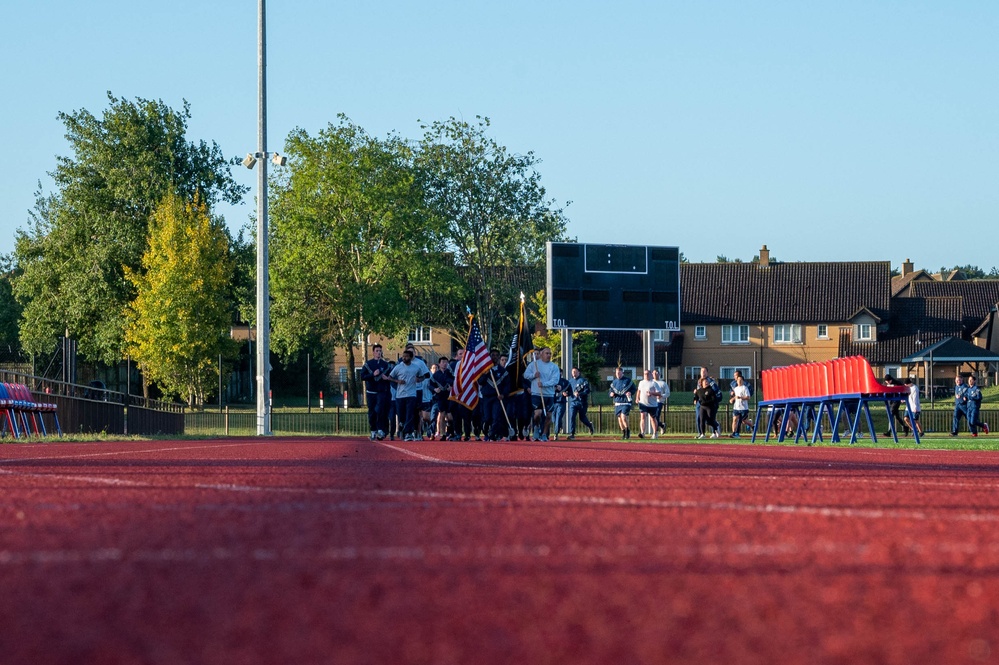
[902,258,914,276]
[758,245,770,268]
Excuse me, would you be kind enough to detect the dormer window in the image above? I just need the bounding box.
[857,323,873,341]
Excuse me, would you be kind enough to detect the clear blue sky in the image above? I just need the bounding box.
[4,1,998,273]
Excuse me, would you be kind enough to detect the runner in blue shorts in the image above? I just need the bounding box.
[609,367,636,440]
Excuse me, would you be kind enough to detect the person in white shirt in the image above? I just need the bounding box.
[729,375,751,438]
[904,377,923,436]
[652,369,670,432]
[523,347,560,441]
[636,369,661,439]
[388,350,430,441]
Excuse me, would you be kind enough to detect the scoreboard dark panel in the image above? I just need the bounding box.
[546,243,681,331]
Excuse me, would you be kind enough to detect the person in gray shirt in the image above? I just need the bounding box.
[389,349,430,441]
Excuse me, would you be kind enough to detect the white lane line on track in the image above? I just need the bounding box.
[0,440,274,466]
[4,441,999,524]
[376,441,999,489]
[390,439,997,475]
[0,468,149,487]
[2,538,999,566]
[0,441,280,488]
[317,486,999,523]
[8,470,998,525]
[551,437,999,467]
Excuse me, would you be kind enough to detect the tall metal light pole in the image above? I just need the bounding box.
[255,0,271,435]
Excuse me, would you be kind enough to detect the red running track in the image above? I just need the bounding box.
[2,436,999,664]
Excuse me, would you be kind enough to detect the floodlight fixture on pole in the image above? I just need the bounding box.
[242,153,257,169]
[272,152,287,166]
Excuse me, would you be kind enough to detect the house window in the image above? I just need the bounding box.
[694,326,707,340]
[720,366,752,381]
[774,324,803,344]
[857,323,873,341]
[684,366,703,380]
[408,327,432,344]
[722,325,750,344]
[653,329,667,342]
[817,324,829,340]
[884,365,902,381]
[340,367,362,383]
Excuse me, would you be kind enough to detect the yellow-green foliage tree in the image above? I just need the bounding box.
[124,192,236,407]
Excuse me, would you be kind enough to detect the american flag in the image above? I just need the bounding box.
[450,315,492,410]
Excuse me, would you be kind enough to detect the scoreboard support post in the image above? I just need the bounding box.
[561,330,573,435]
[642,330,655,374]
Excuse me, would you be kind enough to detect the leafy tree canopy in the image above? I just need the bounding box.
[124,192,238,406]
[13,92,247,364]
[0,254,23,354]
[268,117,455,403]
[938,264,999,280]
[416,116,570,343]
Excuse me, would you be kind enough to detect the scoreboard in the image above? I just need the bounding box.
[546,242,681,331]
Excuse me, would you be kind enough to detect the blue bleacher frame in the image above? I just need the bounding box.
[751,392,919,445]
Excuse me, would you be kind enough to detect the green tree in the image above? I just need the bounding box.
[124,192,237,406]
[268,117,452,405]
[13,93,246,365]
[416,116,570,342]
[939,264,998,280]
[0,254,23,355]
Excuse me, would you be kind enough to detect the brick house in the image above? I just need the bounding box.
[657,249,892,387]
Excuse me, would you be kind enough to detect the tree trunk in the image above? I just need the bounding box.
[345,344,361,408]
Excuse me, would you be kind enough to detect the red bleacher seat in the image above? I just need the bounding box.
[762,356,908,401]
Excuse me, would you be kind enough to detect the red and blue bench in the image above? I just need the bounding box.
[753,356,916,445]
[0,383,61,439]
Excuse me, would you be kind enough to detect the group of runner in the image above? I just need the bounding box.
[358,343,600,443]
[361,348,996,443]
[361,346,772,442]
